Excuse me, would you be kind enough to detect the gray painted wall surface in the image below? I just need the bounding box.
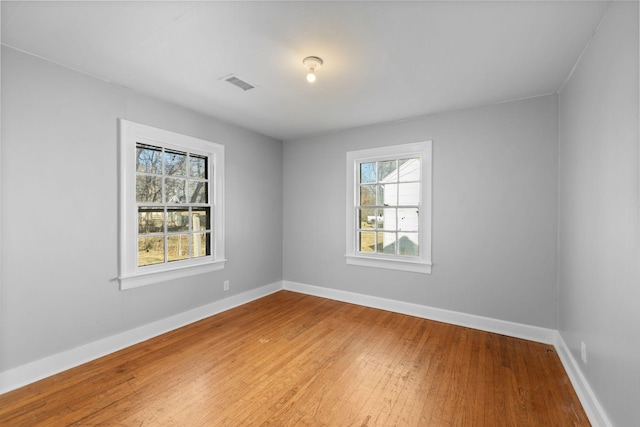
[283,95,559,329]
[0,47,283,371]
[4,4,637,422]
[558,2,640,426]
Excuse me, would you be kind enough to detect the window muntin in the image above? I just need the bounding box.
[119,120,225,290]
[135,144,211,267]
[346,141,432,274]
[357,157,421,257]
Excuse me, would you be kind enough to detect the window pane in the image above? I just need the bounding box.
[358,231,375,253]
[193,232,211,258]
[136,144,162,174]
[378,184,398,206]
[398,183,420,205]
[360,162,376,184]
[378,160,397,182]
[380,208,396,231]
[167,208,189,232]
[360,185,376,206]
[189,181,208,203]
[358,208,376,229]
[190,155,208,179]
[164,149,187,176]
[377,232,397,254]
[399,158,420,182]
[399,233,419,256]
[191,208,210,231]
[136,175,162,203]
[167,234,190,262]
[138,236,164,266]
[138,207,164,234]
[398,208,419,231]
[165,178,187,203]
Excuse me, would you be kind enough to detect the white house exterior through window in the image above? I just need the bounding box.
[346,141,432,274]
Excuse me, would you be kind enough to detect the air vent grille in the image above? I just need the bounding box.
[224,75,255,91]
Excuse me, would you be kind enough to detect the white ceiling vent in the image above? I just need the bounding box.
[223,75,255,91]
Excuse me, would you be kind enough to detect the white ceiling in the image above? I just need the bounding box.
[1,1,610,141]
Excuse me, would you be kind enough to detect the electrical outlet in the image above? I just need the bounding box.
[580,341,587,364]
[223,280,230,291]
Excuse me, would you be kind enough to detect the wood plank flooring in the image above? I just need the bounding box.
[0,291,590,426]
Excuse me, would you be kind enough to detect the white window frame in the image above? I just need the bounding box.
[346,141,432,274]
[119,119,225,290]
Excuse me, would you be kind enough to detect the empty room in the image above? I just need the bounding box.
[0,1,638,426]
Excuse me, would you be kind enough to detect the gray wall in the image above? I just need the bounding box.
[0,46,283,371]
[4,4,638,422]
[283,94,559,329]
[558,2,640,426]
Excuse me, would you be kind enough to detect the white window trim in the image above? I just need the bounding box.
[345,141,432,274]
[119,119,226,290]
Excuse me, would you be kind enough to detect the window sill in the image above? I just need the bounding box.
[119,259,226,290]
[345,255,431,274]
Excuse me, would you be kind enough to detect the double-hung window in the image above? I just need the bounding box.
[346,141,432,273]
[119,120,225,290]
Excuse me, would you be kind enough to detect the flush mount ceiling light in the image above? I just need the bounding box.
[303,56,323,83]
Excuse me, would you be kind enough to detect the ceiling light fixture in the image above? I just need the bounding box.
[303,56,323,83]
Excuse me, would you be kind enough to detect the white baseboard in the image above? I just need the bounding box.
[554,332,613,427]
[1,279,610,427]
[0,281,282,395]
[283,280,610,427]
[282,280,557,344]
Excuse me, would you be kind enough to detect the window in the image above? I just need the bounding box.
[119,120,225,290]
[346,141,432,273]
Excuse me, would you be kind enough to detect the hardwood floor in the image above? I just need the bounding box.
[0,291,589,426]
